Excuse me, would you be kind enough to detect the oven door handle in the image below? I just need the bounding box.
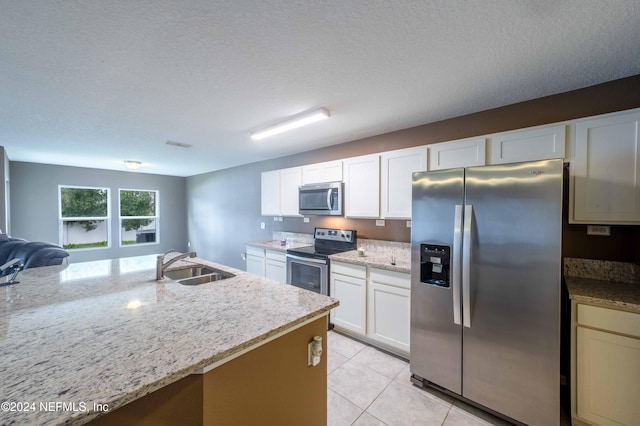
[286,254,328,265]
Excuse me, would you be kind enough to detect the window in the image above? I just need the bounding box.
[59,186,110,250]
[119,189,159,246]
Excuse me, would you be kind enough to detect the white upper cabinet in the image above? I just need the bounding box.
[302,160,343,184]
[261,167,302,216]
[261,170,280,216]
[380,146,427,219]
[571,109,640,223]
[279,167,302,216]
[343,154,380,218]
[488,124,566,164]
[428,137,486,170]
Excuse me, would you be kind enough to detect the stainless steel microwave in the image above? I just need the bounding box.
[298,182,343,216]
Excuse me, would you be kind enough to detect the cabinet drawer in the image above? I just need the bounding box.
[246,246,264,257]
[370,268,410,290]
[265,249,286,262]
[577,304,640,337]
[331,261,366,279]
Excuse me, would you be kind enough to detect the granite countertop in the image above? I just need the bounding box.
[246,240,311,252]
[330,241,411,274]
[249,237,412,273]
[564,257,640,314]
[0,254,338,425]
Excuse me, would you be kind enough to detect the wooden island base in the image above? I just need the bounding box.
[90,317,328,426]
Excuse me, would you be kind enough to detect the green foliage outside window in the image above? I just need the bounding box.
[120,190,156,231]
[60,187,108,232]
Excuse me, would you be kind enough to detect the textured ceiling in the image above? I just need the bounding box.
[1,1,639,177]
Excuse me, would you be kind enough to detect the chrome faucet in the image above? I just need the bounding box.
[156,250,196,280]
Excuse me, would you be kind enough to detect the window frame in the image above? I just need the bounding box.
[118,188,160,247]
[58,185,111,251]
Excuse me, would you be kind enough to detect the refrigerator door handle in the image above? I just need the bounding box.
[452,205,463,325]
[462,204,473,328]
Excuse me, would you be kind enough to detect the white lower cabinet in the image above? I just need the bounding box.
[246,246,287,284]
[245,246,265,276]
[265,250,287,283]
[330,261,411,357]
[330,262,367,335]
[368,268,410,354]
[572,303,640,426]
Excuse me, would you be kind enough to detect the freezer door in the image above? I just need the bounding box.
[462,159,562,425]
[410,168,464,395]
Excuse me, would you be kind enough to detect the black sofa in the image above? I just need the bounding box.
[0,237,69,276]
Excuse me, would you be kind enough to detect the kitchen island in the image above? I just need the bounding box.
[0,254,337,425]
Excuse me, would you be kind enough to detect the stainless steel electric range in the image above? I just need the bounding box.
[286,227,357,296]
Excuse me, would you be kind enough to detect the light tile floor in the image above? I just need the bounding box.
[327,331,569,426]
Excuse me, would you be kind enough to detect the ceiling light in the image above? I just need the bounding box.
[250,108,330,140]
[124,160,142,170]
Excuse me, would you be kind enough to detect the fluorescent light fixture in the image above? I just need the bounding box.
[250,108,330,140]
[124,160,142,170]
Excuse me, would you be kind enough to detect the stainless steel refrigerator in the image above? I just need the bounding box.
[410,159,562,426]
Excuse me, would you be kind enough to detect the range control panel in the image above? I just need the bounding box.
[314,227,356,243]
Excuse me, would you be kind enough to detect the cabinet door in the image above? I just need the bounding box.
[428,137,486,171]
[265,250,287,283]
[343,154,380,218]
[246,246,265,276]
[330,272,367,335]
[279,167,302,216]
[380,146,427,219]
[576,326,640,426]
[368,281,410,354]
[323,161,343,182]
[261,170,280,216]
[489,124,566,164]
[302,160,343,184]
[572,110,640,223]
[265,259,287,283]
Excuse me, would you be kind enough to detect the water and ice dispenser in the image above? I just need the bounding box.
[420,244,451,288]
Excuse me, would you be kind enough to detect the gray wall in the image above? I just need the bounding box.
[10,162,187,263]
[188,75,640,270]
[0,147,9,234]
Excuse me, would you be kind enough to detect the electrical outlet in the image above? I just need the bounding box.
[406,220,412,228]
[375,219,385,227]
[307,336,322,367]
[260,222,265,230]
[303,217,310,223]
[587,225,611,236]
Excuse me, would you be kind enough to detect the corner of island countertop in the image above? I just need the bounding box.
[0,254,337,425]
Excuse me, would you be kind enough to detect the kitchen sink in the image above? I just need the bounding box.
[163,266,217,280]
[178,271,235,285]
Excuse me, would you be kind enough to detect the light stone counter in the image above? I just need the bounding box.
[564,257,640,314]
[0,254,338,425]
[246,239,311,252]
[329,240,411,274]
